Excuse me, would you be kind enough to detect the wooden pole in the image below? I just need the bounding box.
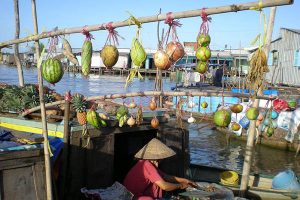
[239,6,277,196]
[21,90,276,117]
[13,0,24,87]
[0,0,293,48]
[60,92,71,200]
[31,0,53,199]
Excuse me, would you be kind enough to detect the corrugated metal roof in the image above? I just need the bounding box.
[283,28,300,34]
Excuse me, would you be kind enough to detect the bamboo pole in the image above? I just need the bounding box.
[239,6,277,196]
[21,90,276,117]
[60,92,71,200]
[13,0,24,87]
[31,0,53,199]
[0,0,293,48]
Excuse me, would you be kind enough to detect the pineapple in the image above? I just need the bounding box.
[72,93,87,125]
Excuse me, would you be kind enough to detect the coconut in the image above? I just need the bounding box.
[197,34,211,47]
[166,42,185,62]
[213,109,231,127]
[246,108,259,120]
[230,104,243,113]
[154,50,170,70]
[195,61,208,74]
[101,45,119,68]
[196,47,211,62]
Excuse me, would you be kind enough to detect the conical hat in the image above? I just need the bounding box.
[134,138,176,160]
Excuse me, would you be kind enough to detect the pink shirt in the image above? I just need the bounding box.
[123,160,163,199]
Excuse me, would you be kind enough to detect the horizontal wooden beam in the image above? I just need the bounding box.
[0,0,293,48]
[21,90,276,116]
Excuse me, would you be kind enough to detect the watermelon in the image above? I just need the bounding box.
[42,58,64,84]
[81,40,92,76]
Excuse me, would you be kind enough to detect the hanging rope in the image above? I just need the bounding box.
[104,22,124,46]
[164,12,182,44]
[199,8,211,35]
[81,26,94,40]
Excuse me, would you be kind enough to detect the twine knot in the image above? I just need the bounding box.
[81,26,94,40]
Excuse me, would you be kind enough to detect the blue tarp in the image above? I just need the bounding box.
[0,128,63,162]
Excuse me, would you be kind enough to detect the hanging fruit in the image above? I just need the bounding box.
[131,38,147,67]
[127,116,136,127]
[197,33,211,47]
[154,50,171,70]
[213,109,231,127]
[195,61,208,74]
[201,101,208,109]
[196,47,211,62]
[62,38,79,65]
[166,42,185,63]
[72,93,87,126]
[267,127,274,137]
[101,45,119,68]
[231,122,241,131]
[188,114,196,123]
[246,107,259,120]
[188,100,195,108]
[151,116,159,128]
[101,22,123,69]
[164,12,184,64]
[81,39,93,76]
[230,104,244,114]
[42,58,64,84]
[136,105,143,125]
[149,98,157,111]
[99,113,109,120]
[87,106,102,129]
[128,99,137,109]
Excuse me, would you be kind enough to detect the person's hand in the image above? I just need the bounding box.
[180,178,197,188]
[178,182,189,190]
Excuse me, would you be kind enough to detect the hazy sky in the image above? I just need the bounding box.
[0,0,299,52]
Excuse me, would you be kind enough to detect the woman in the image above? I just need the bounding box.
[123,138,197,200]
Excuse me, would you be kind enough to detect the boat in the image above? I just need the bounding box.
[187,163,300,200]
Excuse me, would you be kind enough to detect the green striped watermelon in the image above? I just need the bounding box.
[81,40,92,76]
[42,58,64,84]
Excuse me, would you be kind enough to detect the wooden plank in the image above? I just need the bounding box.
[2,167,37,200]
[32,162,47,200]
[0,149,42,161]
[0,156,44,170]
[11,130,44,143]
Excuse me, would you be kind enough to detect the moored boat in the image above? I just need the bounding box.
[188,163,300,200]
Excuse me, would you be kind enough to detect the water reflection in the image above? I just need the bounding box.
[1,65,300,176]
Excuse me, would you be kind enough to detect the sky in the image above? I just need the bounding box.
[0,0,299,52]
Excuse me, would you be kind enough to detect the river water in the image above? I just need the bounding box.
[1,64,300,176]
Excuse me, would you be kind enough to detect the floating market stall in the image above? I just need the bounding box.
[0,0,295,199]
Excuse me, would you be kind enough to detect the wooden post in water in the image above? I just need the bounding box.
[31,0,53,199]
[13,0,24,87]
[239,6,277,197]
